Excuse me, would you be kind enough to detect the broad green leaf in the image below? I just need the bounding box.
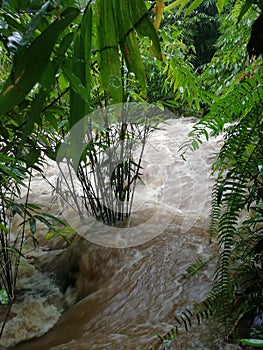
[69,29,86,125]
[45,226,75,245]
[39,61,56,91]
[41,32,74,92]
[83,5,92,116]
[0,7,80,116]
[96,0,122,103]
[164,0,189,14]
[128,0,162,60]
[69,4,92,128]
[19,0,50,48]
[40,212,67,226]
[216,0,225,13]
[62,65,90,105]
[29,217,36,235]
[25,203,42,211]
[17,90,46,157]
[184,0,206,16]
[113,1,146,95]
[17,31,74,156]
[124,32,147,96]
[113,0,133,38]
[67,5,93,169]
[0,163,26,185]
[34,214,54,229]
[239,339,263,347]
[56,32,74,62]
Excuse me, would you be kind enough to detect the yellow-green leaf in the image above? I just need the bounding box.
[124,32,147,96]
[216,0,225,13]
[164,0,189,14]
[128,0,162,60]
[184,0,206,16]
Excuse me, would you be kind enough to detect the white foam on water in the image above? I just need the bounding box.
[8,117,230,349]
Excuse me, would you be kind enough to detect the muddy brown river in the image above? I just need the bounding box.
[1,118,240,349]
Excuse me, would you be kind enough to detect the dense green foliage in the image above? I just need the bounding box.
[0,0,165,334]
[0,0,262,347]
[153,1,263,348]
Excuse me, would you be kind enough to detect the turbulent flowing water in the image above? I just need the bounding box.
[1,118,239,350]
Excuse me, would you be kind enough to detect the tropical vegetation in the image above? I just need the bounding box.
[0,0,262,348]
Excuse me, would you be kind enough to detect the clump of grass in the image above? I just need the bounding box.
[57,103,163,226]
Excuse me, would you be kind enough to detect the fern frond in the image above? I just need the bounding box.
[181,258,208,280]
[163,56,212,111]
[180,67,263,154]
[151,54,263,350]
